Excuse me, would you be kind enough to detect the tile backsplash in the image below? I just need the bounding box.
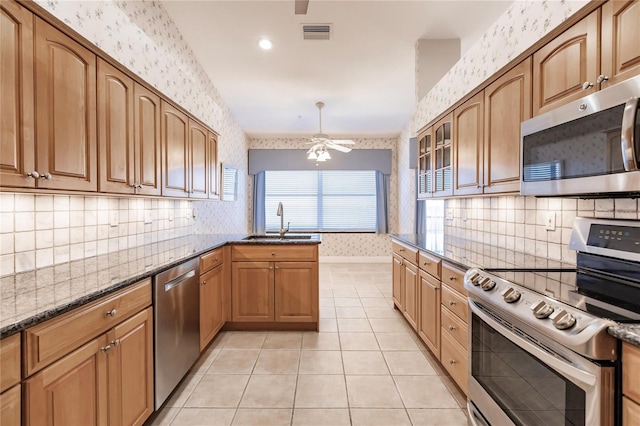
[0,193,198,276]
[441,196,639,266]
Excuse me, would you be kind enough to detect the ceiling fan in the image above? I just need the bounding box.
[306,102,355,161]
[295,0,309,15]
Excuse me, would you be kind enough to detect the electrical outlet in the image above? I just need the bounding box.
[446,209,454,221]
[545,212,556,231]
[144,211,153,224]
[168,211,174,222]
[109,211,118,227]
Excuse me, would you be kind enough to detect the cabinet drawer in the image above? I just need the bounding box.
[623,342,640,403]
[440,330,468,395]
[0,334,20,393]
[441,305,468,350]
[623,396,640,426]
[441,284,468,323]
[232,244,317,262]
[24,279,151,376]
[391,240,418,264]
[201,248,224,273]
[418,251,441,279]
[442,263,467,295]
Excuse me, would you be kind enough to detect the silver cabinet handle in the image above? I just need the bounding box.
[42,173,52,180]
[100,345,111,353]
[449,275,456,281]
[27,171,52,180]
[448,325,456,331]
[449,359,456,365]
[106,309,117,317]
[110,339,120,347]
[202,280,207,285]
[448,300,456,306]
[596,74,609,84]
[582,81,593,90]
[621,97,639,171]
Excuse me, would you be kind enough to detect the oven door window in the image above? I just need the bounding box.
[472,314,585,425]
[522,104,628,182]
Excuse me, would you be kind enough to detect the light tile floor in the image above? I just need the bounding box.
[148,263,468,426]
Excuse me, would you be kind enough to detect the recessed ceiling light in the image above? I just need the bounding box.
[258,38,273,50]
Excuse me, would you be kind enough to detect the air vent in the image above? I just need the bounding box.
[302,24,332,40]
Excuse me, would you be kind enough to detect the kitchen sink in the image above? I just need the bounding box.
[243,234,315,242]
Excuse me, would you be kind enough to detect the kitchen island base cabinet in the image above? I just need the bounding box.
[232,262,275,322]
[274,262,318,323]
[200,264,225,350]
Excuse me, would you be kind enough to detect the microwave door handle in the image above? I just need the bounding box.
[621,97,639,171]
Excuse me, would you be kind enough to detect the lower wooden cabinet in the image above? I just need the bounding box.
[623,396,640,426]
[440,330,468,395]
[401,262,419,330]
[232,261,275,322]
[623,342,640,425]
[200,264,225,349]
[418,270,440,356]
[0,385,21,426]
[392,254,403,307]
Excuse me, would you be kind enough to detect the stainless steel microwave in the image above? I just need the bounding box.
[520,75,640,198]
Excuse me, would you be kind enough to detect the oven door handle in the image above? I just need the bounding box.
[621,97,639,171]
[470,300,597,388]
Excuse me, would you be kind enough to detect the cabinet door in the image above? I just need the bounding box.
[432,114,453,197]
[623,396,640,426]
[34,18,97,191]
[1,0,35,188]
[601,0,640,88]
[453,92,484,196]
[208,131,220,199]
[418,271,440,357]
[134,84,162,196]
[24,335,108,426]
[532,10,599,116]
[161,101,189,197]
[200,264,224,350]
[483,57,532,194]
[392,254,403,308]
[417,128,433,198]
[98,59,134,194]
[402,261,419,330]
[107,307,153,426]
[0,385,20,426]
[232,261,274,322]
[274,262,318,322]
[189,119,208,199]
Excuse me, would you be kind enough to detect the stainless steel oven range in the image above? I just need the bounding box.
[464,218,640,426]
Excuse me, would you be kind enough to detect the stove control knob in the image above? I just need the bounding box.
[480,278,496,291]
[468,272,482,286]
[531,300,554,319]
[551,309,576,330]
[501,287,521,303]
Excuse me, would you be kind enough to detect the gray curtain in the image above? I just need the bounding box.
[414,173,425,234]
[252,171,266,234]
[376,171,389,234]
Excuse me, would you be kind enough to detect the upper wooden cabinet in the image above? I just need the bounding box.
[417,127,433,198]
[533,10,599,116]
[483,58,532,194]
[189,119,209,199]
[34,17,97,191]
[1,1,35,188]
[453,92,484,196]
[161,101,189,197]
[208,132,220,199]
[601,0,640,88]
[133,84,162,196]
[432,114,453,197]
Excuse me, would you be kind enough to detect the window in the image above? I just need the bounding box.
[264,170,378,232]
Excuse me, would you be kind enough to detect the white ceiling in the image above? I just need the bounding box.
[161,0,511,138]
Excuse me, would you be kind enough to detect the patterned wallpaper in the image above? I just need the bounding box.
[248,138,399,257]
[0,1,251,275]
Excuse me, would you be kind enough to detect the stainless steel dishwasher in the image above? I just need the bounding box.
[154,257,200,409]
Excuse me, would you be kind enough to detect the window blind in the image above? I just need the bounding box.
[265,170,377,232]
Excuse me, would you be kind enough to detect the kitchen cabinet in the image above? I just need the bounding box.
[23,280,153,426]
[453,92,484,196]
[601,0,640,88]
[391,241,419,330]
[532,9,602,116]
[34,17,97,191]
[0,385,20,426]
[161,101,189,197]
[200,248,225,350]
[189,119,209,199]
[133,84,162,196]
[440,262,468,394]
[0,333,21,426]
[417,127,433,198]
[432,114,453,197]
[483,58,532,194]
[230,245,318,326]
[622,342,640,425]
[417,250,441,356]
[208,132,220,199]
[0,0,35,189]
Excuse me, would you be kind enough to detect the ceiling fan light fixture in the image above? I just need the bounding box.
[307,151,318,160]
[258,38,273,50]
[318,150,331,161]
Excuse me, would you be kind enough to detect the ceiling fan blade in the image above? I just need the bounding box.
[295,0,309,15]
[330,139,356,145]
[326,142,351,153]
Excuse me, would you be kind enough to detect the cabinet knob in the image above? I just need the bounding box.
[449,275,456,281]
[271,252,276,256]
[596,74,609,84]
[100,345,111,353]
[269,266,273,270]
[27,171,52,180]
[214,258,219,262]
[448,300,456,306]
[582,81,594,90]
[448,325,456,331]
[202,280,207,285]
[106,309,118,317]
[449,359,456,365]
[275,266,279,269]
[110,339,120,347]
[398,248,405,252]
[423,261,429,266]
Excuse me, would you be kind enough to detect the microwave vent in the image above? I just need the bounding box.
[302,24,332,40]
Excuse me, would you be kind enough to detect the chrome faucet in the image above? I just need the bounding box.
[276,202,289,237]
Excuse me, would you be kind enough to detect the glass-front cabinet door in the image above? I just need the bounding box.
[433,114,453,197]
[417,127,433,198]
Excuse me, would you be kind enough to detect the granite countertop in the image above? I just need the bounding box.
[390,233,640,348]
[0,233,321,338]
